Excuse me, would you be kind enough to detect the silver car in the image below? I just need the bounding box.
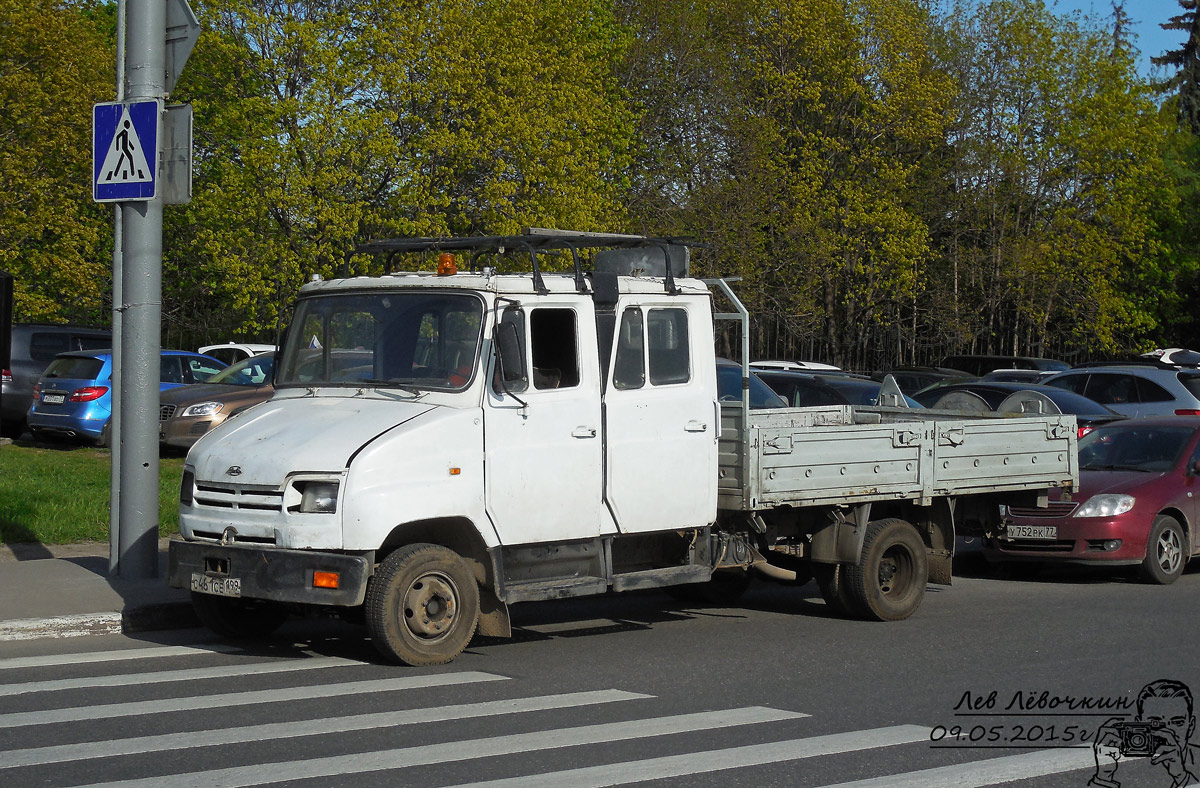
[1042,366,1200,418]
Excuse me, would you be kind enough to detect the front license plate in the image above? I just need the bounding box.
[191,573,241,597]
[42,393,66,405]
[1006,524,1057,540]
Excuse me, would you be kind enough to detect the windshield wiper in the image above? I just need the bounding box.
[360,379,425,397]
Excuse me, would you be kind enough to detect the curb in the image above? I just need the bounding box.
[0,602,198,642]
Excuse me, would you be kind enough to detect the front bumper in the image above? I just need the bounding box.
[168,538,372,606]
[984,516,1149,565]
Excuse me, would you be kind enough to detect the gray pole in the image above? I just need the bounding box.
[116,0,165,580]
[109,0,126,576]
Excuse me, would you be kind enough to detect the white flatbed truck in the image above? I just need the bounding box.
[168,232,1077,665]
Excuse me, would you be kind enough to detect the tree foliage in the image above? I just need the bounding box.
[0,0,114,323]
[3,0,1199,367]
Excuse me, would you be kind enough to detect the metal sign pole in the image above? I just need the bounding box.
[109,0,126,576]
[116,0,166,580]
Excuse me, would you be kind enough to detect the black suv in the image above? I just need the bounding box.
[2,324,111,437]
[940,354,1069,377]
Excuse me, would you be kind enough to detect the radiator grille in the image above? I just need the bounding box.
[1009,501,1077,518]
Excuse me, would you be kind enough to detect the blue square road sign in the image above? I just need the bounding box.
[93,99,162,203]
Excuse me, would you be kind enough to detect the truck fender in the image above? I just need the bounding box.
[377,517,511,638]
[809,505,871,564]
[915,499,955,585]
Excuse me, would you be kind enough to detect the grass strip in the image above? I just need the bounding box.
[0,444,182,545]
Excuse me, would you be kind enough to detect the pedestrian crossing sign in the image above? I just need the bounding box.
[93,99,162,202]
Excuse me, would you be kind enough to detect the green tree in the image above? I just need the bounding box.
[165,0,637,345]
[0,0,115,323]
[934,0,1175,359]
[1153,0,1200,134]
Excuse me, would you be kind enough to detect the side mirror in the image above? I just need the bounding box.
[496,321,526,384]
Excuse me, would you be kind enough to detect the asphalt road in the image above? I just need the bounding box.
[2,551,1197,788]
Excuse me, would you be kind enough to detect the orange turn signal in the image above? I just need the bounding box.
[437,253,457,276]
[313,571,340,589]
[449,467,461,476]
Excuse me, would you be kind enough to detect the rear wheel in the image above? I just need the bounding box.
[843,518,928,621]
[366,543,480,666]
[814,563,860,617]
[1140,515,1187,585]
[191,592,288,638]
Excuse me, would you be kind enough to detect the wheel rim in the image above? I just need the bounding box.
[878,544,914,598]
[402,571,459,642]
[1156,528,1183,575]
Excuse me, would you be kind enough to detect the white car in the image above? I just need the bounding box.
[749,359,841,372]
[198,342,275,367]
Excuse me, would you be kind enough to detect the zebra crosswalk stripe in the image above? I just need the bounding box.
[0,689,652,769]
[811,746,1097,787]
[0,655,364,696]
[72,706,807,788]
[0,671,507,728]
[442,725,931,788]
[0,643,239,671]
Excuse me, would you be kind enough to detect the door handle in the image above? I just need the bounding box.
[572,427,597,439]
[685,420,708,433]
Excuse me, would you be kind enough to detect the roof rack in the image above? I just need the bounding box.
[356,230,694,296]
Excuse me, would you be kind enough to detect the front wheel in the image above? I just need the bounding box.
[1140,515,1187,585]
[842,518,928,621]
[191,592,288,638]
[366,543,480,666]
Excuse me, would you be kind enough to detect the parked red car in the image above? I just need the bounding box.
[989,416,1200,584]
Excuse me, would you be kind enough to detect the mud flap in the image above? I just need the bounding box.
[477,584,512,638]
[928,550,953,585]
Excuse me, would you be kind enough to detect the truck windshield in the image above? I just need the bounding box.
[277,291,484,391]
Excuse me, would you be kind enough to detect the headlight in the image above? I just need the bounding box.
[297,481,339,514]
[1073,494,1135,518]
[181,401,223,417]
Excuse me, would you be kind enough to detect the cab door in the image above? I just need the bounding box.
[483,300,605,545]
[603,299,718,533]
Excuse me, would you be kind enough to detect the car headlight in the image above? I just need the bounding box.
[297,481,339,514]
[181,401,223,417]
[1073,494,1135,518]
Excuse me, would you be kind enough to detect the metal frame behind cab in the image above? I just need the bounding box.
[705,277,751,419]
[356,230,692,296]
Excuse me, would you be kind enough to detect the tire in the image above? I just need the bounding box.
[842,518,928,621]
[666,569,753,605]
[191,592,288,638]
[813,563,861,617]
[1140,515,1187,585]
[366,543,480,666]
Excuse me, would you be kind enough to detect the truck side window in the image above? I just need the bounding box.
[612,307,645,390]
[530,308,579,389]
[648,308,690,385]
[495,307,528,393]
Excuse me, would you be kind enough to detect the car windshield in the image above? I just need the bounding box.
[207,354,275,386]
[1078,425,1195,472]
[277,291,484,390]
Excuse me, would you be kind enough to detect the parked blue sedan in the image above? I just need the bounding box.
[27,349,226,446]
